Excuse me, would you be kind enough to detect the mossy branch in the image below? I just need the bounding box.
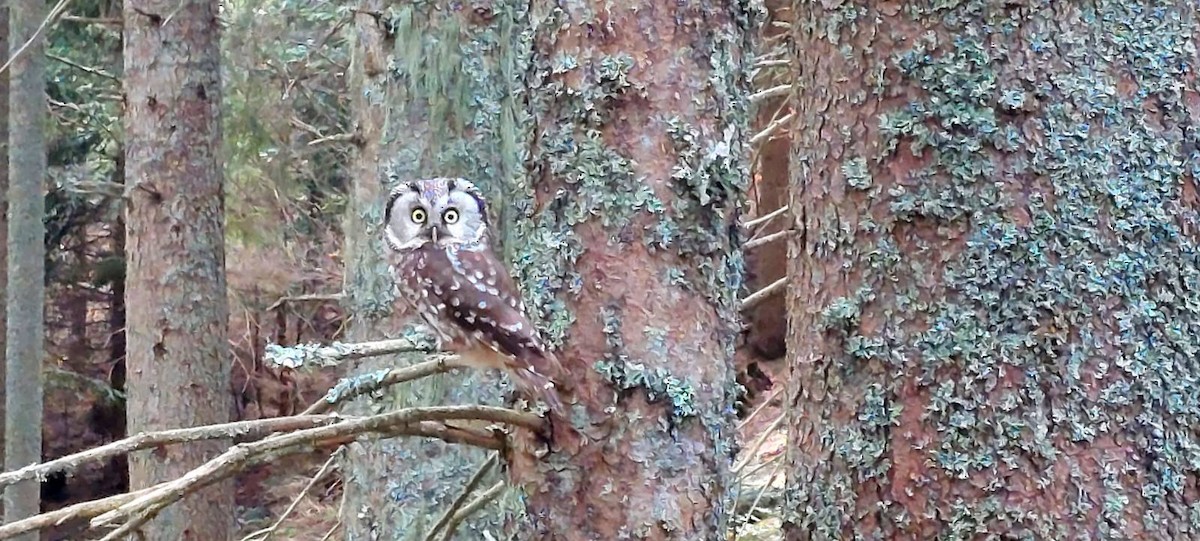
[303,354,470,414]
[265,335,437,369]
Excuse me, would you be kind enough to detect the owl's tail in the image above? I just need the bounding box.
[515,367,566,417]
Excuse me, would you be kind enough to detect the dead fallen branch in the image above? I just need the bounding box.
[0,415,340,492]
[0,487,151,539]
[91,406,537,536]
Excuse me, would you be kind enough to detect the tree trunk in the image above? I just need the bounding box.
[785,1,1200,539]
[0,0,11,521]
[5,0,46,535]
[123,1,232,539]
[339,2,527,537]
[505,1,753,538]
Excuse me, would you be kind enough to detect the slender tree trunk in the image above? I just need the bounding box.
[786,1,1200,539]
[340,2,526,537]
[5,0,46,535]
[505,1,754,538]
[123,1,232,539]
[0,0,11,519]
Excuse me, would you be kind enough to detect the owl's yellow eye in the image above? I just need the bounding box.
[443,208,460,224]
[411,208,427,223]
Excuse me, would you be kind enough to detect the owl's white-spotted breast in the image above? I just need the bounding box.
[383,177,567,415]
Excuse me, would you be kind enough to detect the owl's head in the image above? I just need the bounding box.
[384,177,490,251]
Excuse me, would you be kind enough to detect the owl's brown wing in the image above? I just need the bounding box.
[416,243,566,389]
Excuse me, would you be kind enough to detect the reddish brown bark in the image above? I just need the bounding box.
[507,1,751,538]
[786,1,1200,539]
[123,0,232,538]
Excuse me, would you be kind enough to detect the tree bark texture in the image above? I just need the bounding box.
[123,1,232,539]
[0,2,10,518]
[505,1,754,538]
[786,1,1200,539]
[340,2,527,538]
[5,0,46,534]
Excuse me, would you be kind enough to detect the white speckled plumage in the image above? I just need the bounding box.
[382,177,567,414]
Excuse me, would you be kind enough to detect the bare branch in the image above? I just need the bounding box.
[740,277,787,312]
[303,354,470,415]
[91,406,537,533]
[265,292,343,312]
[438,481,506,541]
[752,58,789,69]
[46,52,119,82]
[307,133,356,146]
[749,111,795,146]
[0,415,341,492]
[424,454,499,541]
[60,14,122,25]
[0,487,151,539]
[749,83,791,104]
[744,229,793,251]
[742,205,789,230]
[265,336,436,369]
[0,0,72,75]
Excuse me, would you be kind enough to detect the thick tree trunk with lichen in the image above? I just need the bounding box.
[503,1,753,538]
[123,1,232,539]
[339,2,527,538]
[786,1,1200,539]
[5,0,44,533]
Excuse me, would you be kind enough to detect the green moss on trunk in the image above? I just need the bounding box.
[786,1,1200,539]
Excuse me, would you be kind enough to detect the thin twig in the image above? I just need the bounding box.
[749,83,791,104]
[318,483,347,541]
[749,111,795,146]
[752,58,790,69]
[307,133,356,146]
[744,229,793,251]
[265,292,343,312]
[438,481,506,541]
[60,14,122,25]
[423,454,498,541]
[0,415,341,491]
[740,277,787,311]
[241,450,342,541]
[733,415,785,475]
[738,385,785,430]
[743,205,789,230]
[0,0,73,75]
[46,52,120,82]
[303,354,469,415]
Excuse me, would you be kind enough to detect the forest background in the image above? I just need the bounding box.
[1,0,1198,540]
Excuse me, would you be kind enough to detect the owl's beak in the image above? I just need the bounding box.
[429,226,440,243]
